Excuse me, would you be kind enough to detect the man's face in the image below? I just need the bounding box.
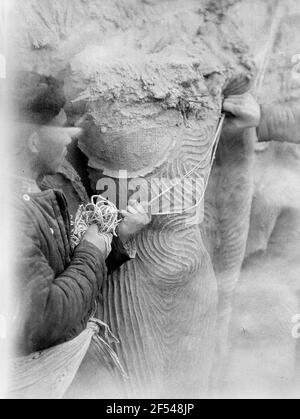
[34,126,80,176]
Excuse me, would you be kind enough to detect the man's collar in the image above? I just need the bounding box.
[13,175,42,195]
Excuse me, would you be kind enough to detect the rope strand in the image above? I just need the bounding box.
[148,113,225,214]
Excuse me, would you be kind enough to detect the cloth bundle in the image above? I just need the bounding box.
[8,319,127,399]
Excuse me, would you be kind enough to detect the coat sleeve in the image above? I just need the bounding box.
[258,103,300,144]
[15,232,107,355]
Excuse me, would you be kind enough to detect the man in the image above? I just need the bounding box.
[10,72,150,384]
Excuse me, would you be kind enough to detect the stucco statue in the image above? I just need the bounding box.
[63,46,227,397]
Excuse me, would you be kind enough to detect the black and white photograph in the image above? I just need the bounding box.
[0,0,300,401]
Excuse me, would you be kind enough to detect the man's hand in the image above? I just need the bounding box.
[117,199,151,243]
[223,93,261,132]
[82,225,113,259]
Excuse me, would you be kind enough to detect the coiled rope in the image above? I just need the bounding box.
[71,195,121,248]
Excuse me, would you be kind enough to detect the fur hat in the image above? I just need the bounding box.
[12,71,66,125]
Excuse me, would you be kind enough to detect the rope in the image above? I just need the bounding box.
[253,0,285,97]
[71,195,121,248]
